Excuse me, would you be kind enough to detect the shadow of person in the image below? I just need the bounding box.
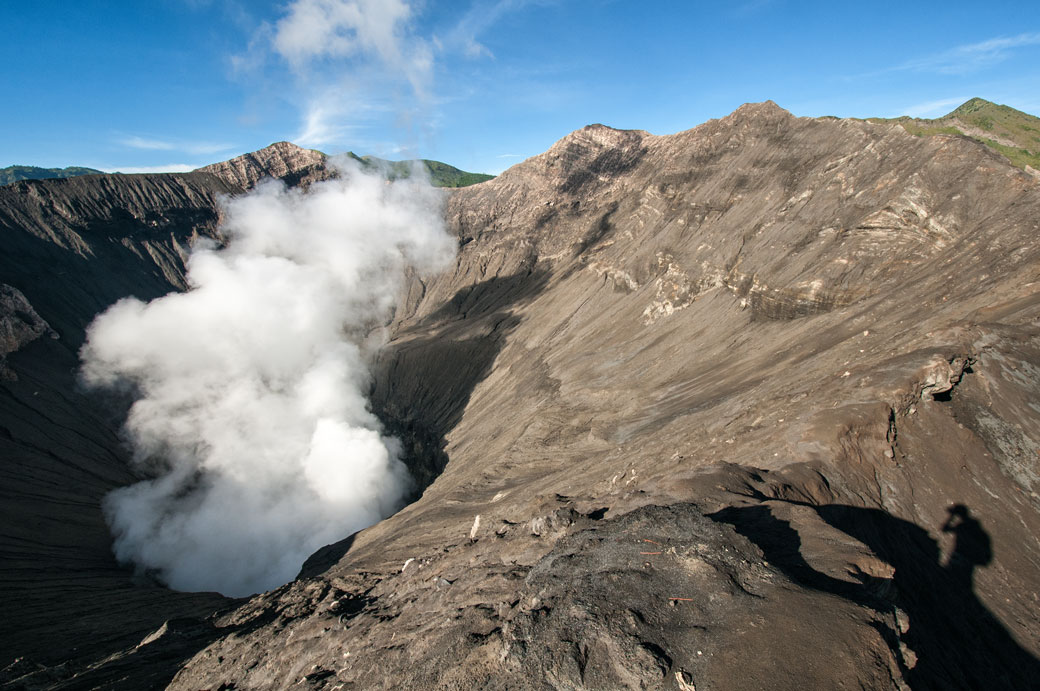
[941,504,991,592]
[710,501,1040,690]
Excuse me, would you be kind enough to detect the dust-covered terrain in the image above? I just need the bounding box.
[3,102,1040,689]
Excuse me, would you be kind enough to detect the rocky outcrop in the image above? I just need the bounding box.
[4,103,1040,689]
[196,141,331,190]
[0,285,56,379]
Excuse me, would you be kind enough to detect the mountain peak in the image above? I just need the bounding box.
[732,99,789,117]
[550,123,649,145]
[257,141,324,158]
[714,100,792,126]
[950,97,995,116]
[195,142,329,190]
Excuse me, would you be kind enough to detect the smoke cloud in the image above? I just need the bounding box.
[81,161,454,597]
[270,0,433,149]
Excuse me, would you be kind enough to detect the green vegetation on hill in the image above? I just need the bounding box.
[348,153,494,188]
[421,159,496,187]
[0,165,103,186]
[868,98,1040,172]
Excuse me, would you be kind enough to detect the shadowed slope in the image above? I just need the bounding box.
[0,171,241,682]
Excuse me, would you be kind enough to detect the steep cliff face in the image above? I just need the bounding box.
[4,106,1040,689]
[0,171,239,686]
[170,103,1040,690]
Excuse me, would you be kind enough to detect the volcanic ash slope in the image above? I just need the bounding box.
[167,102,1040,689]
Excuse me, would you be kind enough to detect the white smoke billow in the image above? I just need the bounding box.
[81,160,454,597]
[270,0,433,149]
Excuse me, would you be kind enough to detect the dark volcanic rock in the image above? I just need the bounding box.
[167,501,901,690]
[5,103,1040,689]
[0,284,56,379]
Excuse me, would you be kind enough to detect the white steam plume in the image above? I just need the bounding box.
[81,161,454,597]
[271,0,434,148]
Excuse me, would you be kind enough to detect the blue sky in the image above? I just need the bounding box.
[2,0,1039,175]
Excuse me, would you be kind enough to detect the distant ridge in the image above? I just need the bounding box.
[869,98,1040,173]
[3,146,493,191]
[349,153,495,188]
[0,165,103,186]
[195,141,494,190]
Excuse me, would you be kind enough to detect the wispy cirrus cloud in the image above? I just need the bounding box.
[273,0,428,81]
[270,0,548,150]
[237,0,550,152]
[294,99,365,148]
[119,135,236,156]
[251,0,435,149]
[121,136,177,151]
[438,0,544,59]
[897,32,1040,75]
[104,163,197,174]
[291,83,401,148]
[898,96,970,119]
[490,152,525,174]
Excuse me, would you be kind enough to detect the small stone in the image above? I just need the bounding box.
[900,642,918,669]
[675,669,696,690]
[895,608,910,634]
[529,516,549,536]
